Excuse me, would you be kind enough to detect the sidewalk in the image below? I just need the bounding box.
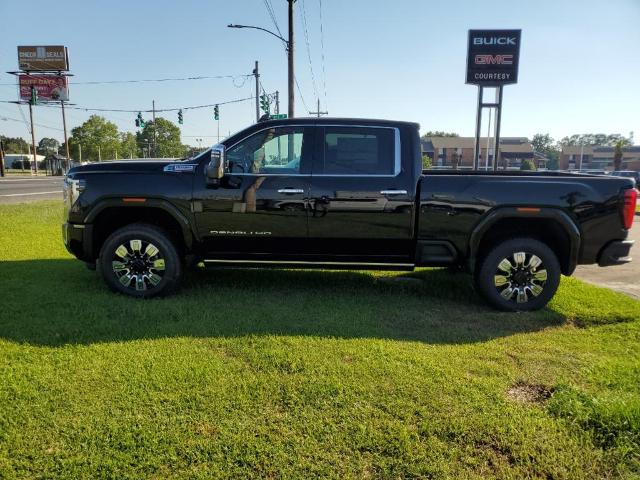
[573,216,639,300]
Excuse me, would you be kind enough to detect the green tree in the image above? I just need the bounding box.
[68,115,120,162]
[520,159,537,171]
[37,137,60,156]
[137,117,186,158]
[559,133,632,147]
[119,132,138,159]
[531,133,560,169]
[613,140,624,171]
[422,154,432,170]
[421,131,459,139]
[0,136,30,154]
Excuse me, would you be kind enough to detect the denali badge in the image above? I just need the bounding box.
[210,230,272,236]
[164,163,196,173]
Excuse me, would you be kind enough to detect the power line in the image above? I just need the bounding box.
[0,74,252,87]
[0,114,63,132]
[263,0,284,41]
[300,0,320,100]
[294,76,310,112]
[318,0,328,107]
[0,95,261,113]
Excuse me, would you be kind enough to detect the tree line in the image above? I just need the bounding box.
[2,115,199,164]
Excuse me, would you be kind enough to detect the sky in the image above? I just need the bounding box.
[0,0,639,149]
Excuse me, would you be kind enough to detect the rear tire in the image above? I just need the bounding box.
[98,223,182,298]
[475,237,560,311]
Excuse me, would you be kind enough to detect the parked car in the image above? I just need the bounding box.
[62,118,637,311]
[610,170,639,189]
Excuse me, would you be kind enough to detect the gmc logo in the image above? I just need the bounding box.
[475,54,513,65]
[473,36,516,45]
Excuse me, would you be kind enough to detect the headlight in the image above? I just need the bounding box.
[63,177,86,213]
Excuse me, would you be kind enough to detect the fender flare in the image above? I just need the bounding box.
[468,207,581,275]
[84,197,195,250]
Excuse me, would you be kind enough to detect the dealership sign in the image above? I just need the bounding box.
[466,30,521,86]
[18,46,69,71]
[19,75,69,102]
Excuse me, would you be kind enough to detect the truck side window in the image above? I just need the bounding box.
[226,127,304,174]
[322,127,395,175]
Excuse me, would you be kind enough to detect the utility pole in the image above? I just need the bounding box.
[28,101,38,175]
[0,138,5,177]
[98,145,101,162]
[253,61,260,123]
[288,0,295,118]
[309,98,327,117]
[61,100,70,172]
[78,143,82,163]
[152,100,157,158]
[275,91,280,114]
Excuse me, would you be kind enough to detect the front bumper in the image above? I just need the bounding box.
[598,240,634,267]
[62,222,93,261]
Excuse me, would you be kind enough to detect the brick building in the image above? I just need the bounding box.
[421,137,538,170]
[559,145,640,171]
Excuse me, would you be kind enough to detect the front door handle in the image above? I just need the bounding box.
[380,190,408,195]
[277,188,304,194]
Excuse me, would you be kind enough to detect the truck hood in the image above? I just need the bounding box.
[68,159,182,175]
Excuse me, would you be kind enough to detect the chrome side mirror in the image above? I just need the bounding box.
[206,144,226,180]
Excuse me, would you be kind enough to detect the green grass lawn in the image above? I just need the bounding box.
[0,201,639,479]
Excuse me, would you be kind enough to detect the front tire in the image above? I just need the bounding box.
[98,223,182,298]
[475,237,560,311]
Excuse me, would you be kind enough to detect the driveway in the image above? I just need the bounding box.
[574,216,640,300]
[0,176,63,204]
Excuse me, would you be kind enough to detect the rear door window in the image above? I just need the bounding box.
[321,127,396,175]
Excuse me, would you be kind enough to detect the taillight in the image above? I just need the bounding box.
[622,188,637,230]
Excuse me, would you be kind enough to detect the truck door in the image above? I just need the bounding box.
[193,125,314,258]
[307,125,415,262]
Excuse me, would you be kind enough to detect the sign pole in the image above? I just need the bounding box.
[28,100,38,175]
[493,86,503,171]
[61,100,70,172]
[473,86,483,170]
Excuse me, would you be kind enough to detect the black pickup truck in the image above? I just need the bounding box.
[63,118,637,311]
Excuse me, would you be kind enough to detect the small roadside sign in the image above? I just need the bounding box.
[270,114,287,119]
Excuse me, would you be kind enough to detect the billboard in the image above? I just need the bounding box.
[466,30,521,86]
[18,46,69,71]
[19,75,69,102]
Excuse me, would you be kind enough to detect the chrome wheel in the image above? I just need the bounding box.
[111,239,166,291]
[493,251,547,304]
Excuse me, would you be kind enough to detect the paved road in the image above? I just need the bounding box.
[574,216,639,300]
[0,176,64,204]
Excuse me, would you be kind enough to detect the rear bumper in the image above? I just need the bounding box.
[598,240,634,267]
[62,222,93,261]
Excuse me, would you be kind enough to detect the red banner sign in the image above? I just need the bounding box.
[19,75,69,102]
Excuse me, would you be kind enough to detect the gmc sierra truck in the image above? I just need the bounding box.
[62,118,637,311]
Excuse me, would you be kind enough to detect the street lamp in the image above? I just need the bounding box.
[227,0,295,118]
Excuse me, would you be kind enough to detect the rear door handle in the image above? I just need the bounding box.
[277,188,304,194]
[380,190,408,195]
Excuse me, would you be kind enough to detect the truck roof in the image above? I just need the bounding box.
[255,117,420,129]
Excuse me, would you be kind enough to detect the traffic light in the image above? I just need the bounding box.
[178,109,183,125]
[136,112,145,129]
[213,104,219,120]
[30,87,38,106]
[260,94,270,114]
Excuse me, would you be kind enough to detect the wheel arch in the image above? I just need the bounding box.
[469,207,581,276]
[85,199,194,260]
